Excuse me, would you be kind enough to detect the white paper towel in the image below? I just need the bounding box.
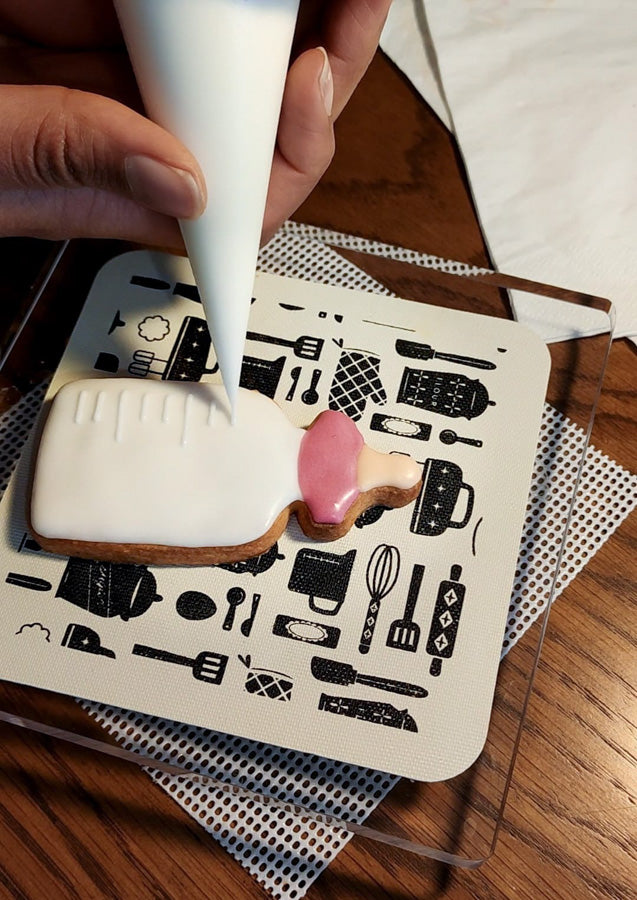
[381,0,637,346]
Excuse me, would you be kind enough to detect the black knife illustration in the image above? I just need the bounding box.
[311,657,428,698]
[395,339,496,370]
[240,593,261,637]
[318,693,418,732]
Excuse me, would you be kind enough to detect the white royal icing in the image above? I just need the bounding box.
[31,380,304,548]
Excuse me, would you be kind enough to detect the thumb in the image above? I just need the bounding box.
[0,84,206,247]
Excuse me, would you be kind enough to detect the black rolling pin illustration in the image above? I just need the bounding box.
[395,339,496,370]
[311,657,427,698]
[358,544,400,654]
[425,565,466,676]
[132,644,228,684]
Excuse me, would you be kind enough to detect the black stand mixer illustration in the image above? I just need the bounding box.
[129,315,285,398]
[129,316,216,381]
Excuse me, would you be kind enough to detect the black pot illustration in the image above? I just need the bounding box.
[56,559,162,621]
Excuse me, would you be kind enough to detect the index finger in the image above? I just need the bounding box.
[295,0,392,118]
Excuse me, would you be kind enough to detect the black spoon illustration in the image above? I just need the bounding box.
[223,587,246,631]
[301,368,322,405]
[440,429,483,447]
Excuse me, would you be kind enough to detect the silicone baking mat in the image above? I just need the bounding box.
[0,245,549,781]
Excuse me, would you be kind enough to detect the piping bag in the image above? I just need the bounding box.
[114,0,301,419]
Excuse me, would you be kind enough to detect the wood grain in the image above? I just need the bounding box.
[0,51,634,900]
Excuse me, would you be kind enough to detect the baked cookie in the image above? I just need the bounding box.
[30,379,422,565]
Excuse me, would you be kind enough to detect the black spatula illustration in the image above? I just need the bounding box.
[386,564,424,652]
[247,330,323,360]
[132,644,227,684]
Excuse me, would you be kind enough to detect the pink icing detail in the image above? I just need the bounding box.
[298,410,364,524]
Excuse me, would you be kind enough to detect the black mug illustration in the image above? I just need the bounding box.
[94,352,119,374]
[410,459,474,537]
[239,355,285,399]
[62,623,116,658]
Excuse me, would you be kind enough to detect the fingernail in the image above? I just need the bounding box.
[317,47,333,117]
[125,155,205,218]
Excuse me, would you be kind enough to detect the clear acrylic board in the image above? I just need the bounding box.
[0,224,614,867]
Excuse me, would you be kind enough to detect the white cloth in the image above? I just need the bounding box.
[381,0,637,346]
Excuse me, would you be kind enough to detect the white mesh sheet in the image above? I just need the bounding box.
[0,224,634,898]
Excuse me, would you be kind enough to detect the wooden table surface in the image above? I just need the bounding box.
[0,52,635,900]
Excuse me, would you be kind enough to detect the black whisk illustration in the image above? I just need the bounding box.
[358,544,401,654]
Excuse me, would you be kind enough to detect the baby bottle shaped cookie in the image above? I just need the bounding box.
[30,380,422,565]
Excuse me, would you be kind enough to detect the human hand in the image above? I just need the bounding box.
[0,0,391,250]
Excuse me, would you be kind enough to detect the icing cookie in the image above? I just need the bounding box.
[29,379,422,565]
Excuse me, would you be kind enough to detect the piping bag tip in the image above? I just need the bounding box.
[217,358,241,426]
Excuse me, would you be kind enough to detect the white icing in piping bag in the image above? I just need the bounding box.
[114,0,301,418]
